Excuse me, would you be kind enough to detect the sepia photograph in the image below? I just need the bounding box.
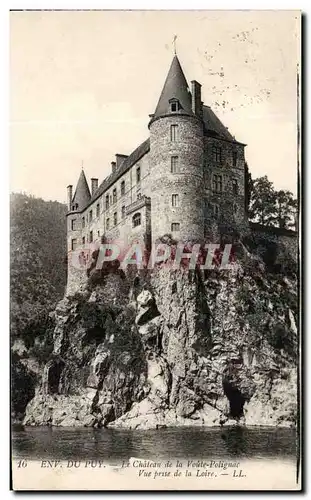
[10,9,301,491]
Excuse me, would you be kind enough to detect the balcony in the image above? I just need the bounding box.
[126,196,151,216]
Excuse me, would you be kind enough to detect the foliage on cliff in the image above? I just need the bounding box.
[10,193,67,345]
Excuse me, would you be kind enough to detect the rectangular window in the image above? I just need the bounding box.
[82,236,85,245]
[172,194,179,207]
[121,205,125,219]
[106,195,109,210]
[212,204,220,217]
[171,156,179,173]
[233,151,238,167]
[71,238,77,251]
[96,203,100,218]
[89,231,93,243]
[121,180,125,196]
[82,217,85,229]
[171,223,180,232]
[232,179,238,195]
[106,218,110,230]
[89,210,93,222]
[113,188,117,204]
[212,174,223,193]
[114,212,117,226]
[71,219,77,231]
[213,146,222,163]
[137,188,141,200]
[170,124,178,142]
[136,166,141,184]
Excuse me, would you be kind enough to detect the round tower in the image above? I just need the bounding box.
[149,56,205,244]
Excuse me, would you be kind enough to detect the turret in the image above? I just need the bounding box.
[148,55,205,244]
[70,169,91,212]
[66,169,91,295]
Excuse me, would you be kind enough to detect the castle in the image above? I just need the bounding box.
[67,55,247,275]
[66,55,297,294]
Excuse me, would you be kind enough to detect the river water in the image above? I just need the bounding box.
[12,426,297,466]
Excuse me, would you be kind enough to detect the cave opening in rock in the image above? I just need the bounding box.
[223,381,246,419]
[85,326,106,344]
[48,360,65,394]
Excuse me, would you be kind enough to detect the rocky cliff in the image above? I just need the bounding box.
[21,237,298,430]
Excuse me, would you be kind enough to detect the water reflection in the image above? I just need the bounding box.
[221,427,248,456]
[12,426,297,464]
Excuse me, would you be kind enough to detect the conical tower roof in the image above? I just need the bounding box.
[72,169,91,211]
[153,55,193,118]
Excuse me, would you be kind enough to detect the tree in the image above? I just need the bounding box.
[274,190,298,229]
[244,162,253,214]
[249,176,277,226]
[249,176,297,230]
[10,193,67,341]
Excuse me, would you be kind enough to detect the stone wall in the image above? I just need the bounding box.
[66,153,152,291]
[203,136,248,239]
[149,114,205,243]
[250,222,298,263]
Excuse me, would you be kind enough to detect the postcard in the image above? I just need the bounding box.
[10,9,301,491]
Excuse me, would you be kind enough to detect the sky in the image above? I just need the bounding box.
[10,10,300,203]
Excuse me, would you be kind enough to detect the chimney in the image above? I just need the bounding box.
[191,80,202,117]
[67,185,73,211]
[115,154,128,169]
[91,178,98,196]
[111,161,116,174]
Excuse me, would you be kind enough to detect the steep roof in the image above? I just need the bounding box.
[89,138,150,205]
[202,105,235,141]
[72,169,91,211]
[153,55,193,118]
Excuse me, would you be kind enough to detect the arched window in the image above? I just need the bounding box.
[133,213,141,228]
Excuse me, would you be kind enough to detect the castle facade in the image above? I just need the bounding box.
[66,55,249,290]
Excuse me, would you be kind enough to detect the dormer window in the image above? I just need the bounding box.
[169,98,180,113]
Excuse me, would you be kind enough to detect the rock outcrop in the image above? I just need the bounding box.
[22,243,298,429]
